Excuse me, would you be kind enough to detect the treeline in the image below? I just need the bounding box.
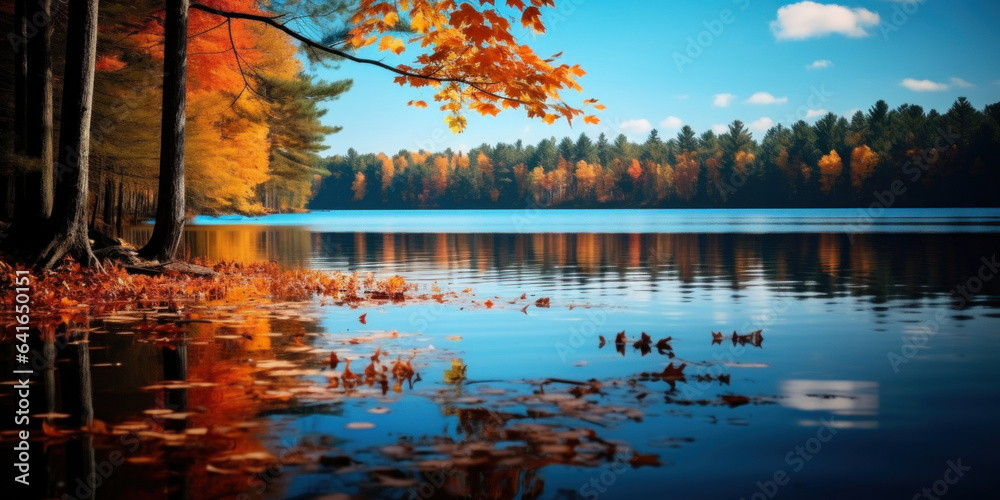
[0,0,348,233]
[314,98,1000,209]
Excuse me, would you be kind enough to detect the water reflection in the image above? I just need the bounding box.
[2,217,996,499]
[126,225,1000,307]
[781,380,879,429]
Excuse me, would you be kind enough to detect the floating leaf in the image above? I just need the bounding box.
[346,422,376,430]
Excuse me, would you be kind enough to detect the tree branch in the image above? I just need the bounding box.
[189,3,526,106]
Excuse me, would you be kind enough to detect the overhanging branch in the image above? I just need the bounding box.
[189,3,526,106]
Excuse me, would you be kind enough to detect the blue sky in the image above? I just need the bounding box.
[309,0,1000,156]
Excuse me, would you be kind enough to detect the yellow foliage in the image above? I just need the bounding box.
[818,150,843,194]
[379,153,395,193]
[735,151,755,174]
[575,160,597,197]
[351,172,367,200]
[673,151,699,201]
[186,94,271,213]
[850,145,879,192]
[476,151,492,179]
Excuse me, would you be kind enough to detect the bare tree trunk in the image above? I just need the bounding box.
[35,0,101,269]
[115,178,124,237]
[13,0,28,154]
[139,0,188,262]
[24,0,54,219]
[2,178,14,219]
[102,175,114,225]
[3,0,29,222]
[89,176,99,227]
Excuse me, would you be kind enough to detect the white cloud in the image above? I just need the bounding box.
[771,2,880,40]
[713,93,736,108]
[520,125,532,136]
[676,94,690,100]
[805,109,828,119]
[659,116,684,130]
[745,92,789,105]
[619,119,653,134]
[807,59,833,69]
[711,124,728,135]
[950,77,974,88]
[993,80,1000,86]
[749,117,775,133]
[900,78,950,92]
[845,108,862,117]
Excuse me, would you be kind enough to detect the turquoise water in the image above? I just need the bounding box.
[191,207,1000,234]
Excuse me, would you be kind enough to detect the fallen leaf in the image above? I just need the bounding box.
[346,422,376,430]
[721,395,751,408]
[42,421,65,437]
[628,452,662,468]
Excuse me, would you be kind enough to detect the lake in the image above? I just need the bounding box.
[5,208,1000,499]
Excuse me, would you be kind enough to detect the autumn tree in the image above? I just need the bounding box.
[850,145,878,192]
[379,153,395,197]
[673,151,699,202]
[138,0,188,261]
[34,0,101,268]
[818,150,843,195]
[351,171,367,201]
[132,0,599,262]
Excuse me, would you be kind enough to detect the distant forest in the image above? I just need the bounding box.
[313,98,1000,209]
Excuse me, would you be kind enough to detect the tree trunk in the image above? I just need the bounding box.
[3,0,29,222]
[115,178,124,237]
[34,0,101,269]
[102,175,114,225]
[139,0,188,262]
[13,0,28,154]
[89,176,99,227]
[24,0,54,219]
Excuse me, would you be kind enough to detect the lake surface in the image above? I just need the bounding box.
[5,209,1000,499]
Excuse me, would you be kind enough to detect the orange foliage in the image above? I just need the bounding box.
[734,151,755,174]
[673,151,699,201]
[655,162,673,201]
[850,145,879,191]
[627,159,642,181]
[575,160,598,197]
[95,54,127,72]
[476,151,493,181]
[704,152,722,191]
[379,153,395,194]
[0,260,412,324]
[128,0,302,212]
[818,150,843,194]
[432,155,450,194]
[346,0,599,131]
[351,172,367,200]
[410,151,428,165]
